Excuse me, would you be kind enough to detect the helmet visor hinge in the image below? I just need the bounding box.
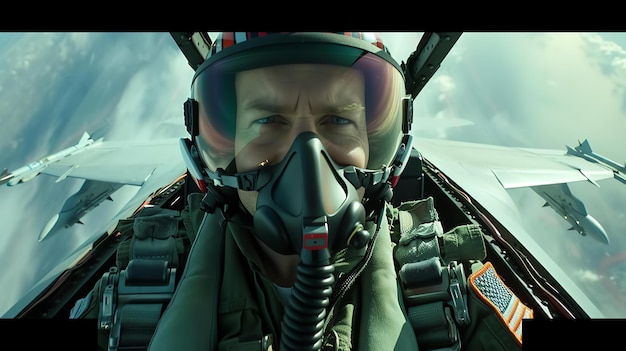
[402,95,413,134]
[184,98,199,137]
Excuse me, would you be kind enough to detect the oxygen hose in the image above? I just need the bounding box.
[250,133,369,349]
[280,247,335,351]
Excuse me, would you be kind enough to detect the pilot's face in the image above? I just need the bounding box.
[234,64,368,214]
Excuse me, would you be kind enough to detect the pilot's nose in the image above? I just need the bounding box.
[274,117,319,159]
[292,116,318,135]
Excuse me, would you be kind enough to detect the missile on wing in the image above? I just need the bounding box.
[2,132,99,187]
[567,139,626,175]
[0,168,13,185]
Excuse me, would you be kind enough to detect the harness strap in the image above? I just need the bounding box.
[407,301,459,351]
[391,197,484,351]
[110,304,162,350]
[400,257,470,350]
[95,259,177,351]
[116,207,185,269]
[148,194,227,351]
[108,259,177,351]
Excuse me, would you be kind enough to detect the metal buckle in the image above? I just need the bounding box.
[98,267,118,330]
[261,334,274,350]
[448,263,470,326]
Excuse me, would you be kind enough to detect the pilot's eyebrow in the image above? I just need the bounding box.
[335,102,365,113]
[241,99,283,112]
[241,98,365,114]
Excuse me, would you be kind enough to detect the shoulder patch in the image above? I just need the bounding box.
[468,262,533,344]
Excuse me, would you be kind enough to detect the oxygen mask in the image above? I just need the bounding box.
[252,132,370,257]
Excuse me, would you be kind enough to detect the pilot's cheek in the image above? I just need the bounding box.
[235,145,269,173]
[236,143,291,172]
[324,144,368,169]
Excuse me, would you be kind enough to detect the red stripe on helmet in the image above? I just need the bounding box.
[210,32,389,59]
[374,33,385,50]
[221,32,235,49]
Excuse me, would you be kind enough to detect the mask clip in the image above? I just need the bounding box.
[179,138,207,193]
[390,134,414,188]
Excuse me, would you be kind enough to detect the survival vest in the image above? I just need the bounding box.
[72,193,532,350]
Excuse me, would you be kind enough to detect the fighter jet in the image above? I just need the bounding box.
[2,31,625,349]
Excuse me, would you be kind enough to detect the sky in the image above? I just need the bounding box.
[0,33,194,316]
[0,32,624,317]
[387,32,626,316]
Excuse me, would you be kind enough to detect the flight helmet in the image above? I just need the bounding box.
[182,32,413,254]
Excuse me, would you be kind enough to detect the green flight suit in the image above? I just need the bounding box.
[149,193,419,350]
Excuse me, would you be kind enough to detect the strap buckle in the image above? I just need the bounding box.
[98,267,118,330]
[261,334,274,350]
[400,259,470,350]
[449,263,470,326]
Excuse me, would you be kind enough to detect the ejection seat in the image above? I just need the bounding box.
[147,194,224,351]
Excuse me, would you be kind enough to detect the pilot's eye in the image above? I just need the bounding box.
[254,116,282,125]
[326,116,352,125]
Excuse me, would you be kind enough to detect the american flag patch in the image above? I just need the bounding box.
[469,262,533,345]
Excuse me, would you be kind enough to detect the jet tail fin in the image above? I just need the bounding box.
[577,139,592,153]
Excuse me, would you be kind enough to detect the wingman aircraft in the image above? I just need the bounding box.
[2,32,625,348]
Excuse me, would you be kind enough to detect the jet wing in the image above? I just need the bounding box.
[413,137,617,317]
[413,137,621,248]
[40,138,184,186]
[414,137,615,190]
[38,179,124,242]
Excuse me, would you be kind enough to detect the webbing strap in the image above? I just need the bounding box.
[116,208,185,269]
[407,301,459,351]
[393,197,474,351]
[100,260,178,351]
[399,259,469,351]
[109,304,163,351]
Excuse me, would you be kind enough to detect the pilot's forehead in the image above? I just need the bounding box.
[235,64,365,106]
[235,64,364,86]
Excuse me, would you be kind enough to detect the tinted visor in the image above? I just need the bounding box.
[192,36,406,174]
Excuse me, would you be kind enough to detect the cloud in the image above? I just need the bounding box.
[2,31,626,318]
[106,37,193,141]
[0,33,195,316]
